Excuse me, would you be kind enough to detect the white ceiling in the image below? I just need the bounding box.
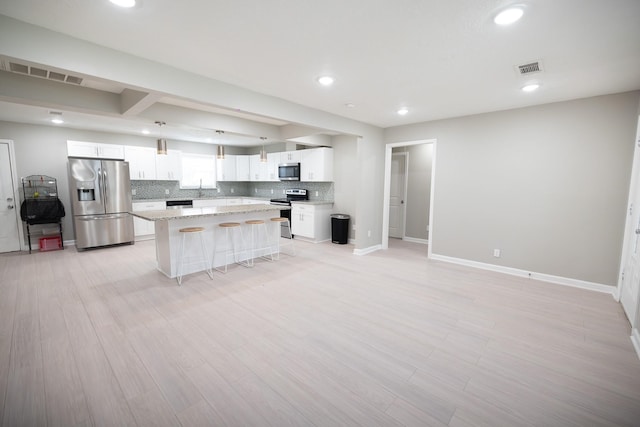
[0,0,639,145]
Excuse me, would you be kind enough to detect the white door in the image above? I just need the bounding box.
[0,140,21,252]
[620,118,640,327]
[389,153,406,239]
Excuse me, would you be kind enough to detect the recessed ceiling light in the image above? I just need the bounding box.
[344,103,356,108]
[141,129,150,135]
[49,111,64,124]
[521,83,540,92]
[317,76,334,86]
[109,0,136,7]
[397,108,409,116]
[494,7,524,25]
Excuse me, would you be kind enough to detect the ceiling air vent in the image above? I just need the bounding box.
[65,75,83,85]
[6,61,83,85]
[9,62,28,74]
[516,61,543,75]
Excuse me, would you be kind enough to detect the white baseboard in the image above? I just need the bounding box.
[294,236,330,244]
[354,244,382,256]
[631,328,640,360]
[430,253,616,297]
[403,236,429,245]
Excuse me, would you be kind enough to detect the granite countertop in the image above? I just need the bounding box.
[130,203,289,221]
[132,197,333,205]
[132,196,273,203]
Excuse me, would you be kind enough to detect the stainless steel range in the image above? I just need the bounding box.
[270,188,308,238]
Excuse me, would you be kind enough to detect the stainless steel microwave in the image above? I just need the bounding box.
[278,163,300,181]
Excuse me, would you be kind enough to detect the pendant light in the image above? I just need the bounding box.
[216,130,225,159]
[259,137,268,163]
[154,121,167,155]
[157,139,167,155]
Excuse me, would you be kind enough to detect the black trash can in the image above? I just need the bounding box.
[330,214,350,244]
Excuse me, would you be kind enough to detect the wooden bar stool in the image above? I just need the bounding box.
[176,226,213,285]
[270,217,295,259]
[214,222,249,273]
[244,219,274,267]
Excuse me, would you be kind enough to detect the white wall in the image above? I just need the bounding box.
[332,135,358,241]
[385,91,640,286]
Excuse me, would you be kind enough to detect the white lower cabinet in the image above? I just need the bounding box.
[291,203,332,242]
[242,198,270,205]
[193,198,268,208]
[132,201,165,239]
[193,199,227,208]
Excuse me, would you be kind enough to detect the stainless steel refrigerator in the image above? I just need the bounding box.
[68,158,134,250]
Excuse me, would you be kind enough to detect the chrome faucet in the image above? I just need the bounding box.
[198,179,204,198]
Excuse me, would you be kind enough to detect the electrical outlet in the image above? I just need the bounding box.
[217,188,220,193]
[131,189,136,195]
[271,189,274,194]
[315,191,319,197]
[255,188,257,193]
[493,249,501,258]
[367,230,371,238]
[231,188,234,193]
[165,189,170,195]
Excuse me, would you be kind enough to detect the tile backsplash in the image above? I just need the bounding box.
[131,180,333,201]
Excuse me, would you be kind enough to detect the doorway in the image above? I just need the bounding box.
[382,139,436,255]
[618,117,640,341]
[389,152,407,239]
[0,139,22,253]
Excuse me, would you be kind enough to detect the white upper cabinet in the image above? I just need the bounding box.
[300,147,333,181]
[249,154,271,181]
[216,155,237,181]
[280,150,301,163]
[236,155,251,181]
[155,149,182,181]
[125,146,157,180]
[267,152,280,181]
[67,140,125,159]
[249,155,261,181]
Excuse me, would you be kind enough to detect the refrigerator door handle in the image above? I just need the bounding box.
[101,167,108,208]
[79,215,123,221]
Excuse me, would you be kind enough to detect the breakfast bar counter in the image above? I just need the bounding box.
[131,204,288,279]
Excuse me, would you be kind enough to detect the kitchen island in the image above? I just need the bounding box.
[131,204,288,279]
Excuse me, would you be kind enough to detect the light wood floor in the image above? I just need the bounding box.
[1,238,639,426]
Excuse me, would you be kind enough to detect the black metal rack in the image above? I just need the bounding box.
[20,175,65,253]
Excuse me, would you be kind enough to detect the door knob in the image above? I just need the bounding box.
[636,228,640,234]
[7,204,14,209]
[6,197,13,202]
